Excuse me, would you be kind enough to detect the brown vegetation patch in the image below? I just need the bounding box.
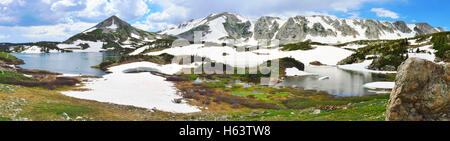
[9,77,80,90]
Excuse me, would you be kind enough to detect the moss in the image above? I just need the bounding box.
[281,41,314,51]
[0,52,24,65]
[283,94,389,109]
[0,116,11,121]
[180,74,199,80]
[0,70,37,84]
[30,103,95,117]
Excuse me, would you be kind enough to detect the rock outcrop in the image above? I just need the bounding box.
[414,23,439,35]
[254,16,280,40]
[386,58,449,121]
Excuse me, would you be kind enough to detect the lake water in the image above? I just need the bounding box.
[12,52,390,96]
[278,66,390,96]
[12,52,119,76]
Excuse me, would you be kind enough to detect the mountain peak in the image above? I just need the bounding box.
[95,15,131,31]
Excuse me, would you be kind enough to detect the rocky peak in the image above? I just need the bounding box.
[206,12,243,22]
[254,16,281,40]
[386,58,449,121]
[163,12,443,45]
[436,27,446,32]
[414,23,439,34]
[94,15,132,32]
[393,21,412,33]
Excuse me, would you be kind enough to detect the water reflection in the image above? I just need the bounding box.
[12,52,119,76]
[278,66,386,96]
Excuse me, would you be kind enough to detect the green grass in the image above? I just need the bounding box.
[281,42,314,51]
[0,52,24,65]
[30,103,95,117]
[0,117,11,121]
[231,91,289,107]
[0,70,37,84]
[180,74,199,80]
[283,94,389,109]
[225,98,388,121]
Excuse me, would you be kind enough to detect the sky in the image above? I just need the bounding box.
[0,0,448,43]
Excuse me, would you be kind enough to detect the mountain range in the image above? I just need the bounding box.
[0,13,446,53]
[161,12,444,45]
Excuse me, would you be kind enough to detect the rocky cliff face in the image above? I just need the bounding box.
[414,23,439,35]
[386,58,449,121]
[254,16,280,41]
[161,12,445,45]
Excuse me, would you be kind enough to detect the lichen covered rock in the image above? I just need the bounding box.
[386,58,449,121]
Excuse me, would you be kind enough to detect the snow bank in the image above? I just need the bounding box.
[147,44,354,67]
[61,62,200,113]
[285,67,316,76]
[21,46,42,53]
[129,45,150,55]
[406,45,437,62]
[21,46,59,53]
[338,60,397,74]
[107,18,118,30]
[363,82,395,89]
[57,40,106,52]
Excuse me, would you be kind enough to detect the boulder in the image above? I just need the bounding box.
[386,58,449,121]
[309,61,326,66]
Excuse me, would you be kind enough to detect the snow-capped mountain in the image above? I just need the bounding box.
[3,16,176,53]
[60,15,173,51]
[161,12,445,45]
[67,16,165,43]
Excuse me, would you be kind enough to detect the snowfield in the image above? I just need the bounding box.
[62,62,201,113]
[22,46,58,53]
[129,45,151,55]
[285,67,316,76]
[407,45,437,62]
[57,40,106,52]
[146,44,354,67]
[337,60,397,74]
[363,82,395,89]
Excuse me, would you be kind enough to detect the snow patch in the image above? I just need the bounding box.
[285,67,316,76]
[363,82,395,89]
[129,45,150,55]
[57,40,106,52]
[338,60,397,74]
[107,18,119,30]
[147,44,354,67]
[61,62,200,113]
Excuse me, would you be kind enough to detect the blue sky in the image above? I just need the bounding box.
[0,0,448,43]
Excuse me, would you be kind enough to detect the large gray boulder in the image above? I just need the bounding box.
[386,58,449,121]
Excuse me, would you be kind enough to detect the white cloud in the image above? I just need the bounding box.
[75,0,151,21]
[50,0,79,11]
[0,34,10,39]
[133,21,173,32]
[0,0,13,5]
[0,22,95,42]
[0,13,17,23]
[371,8,399,19]
[141,0,391,30]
